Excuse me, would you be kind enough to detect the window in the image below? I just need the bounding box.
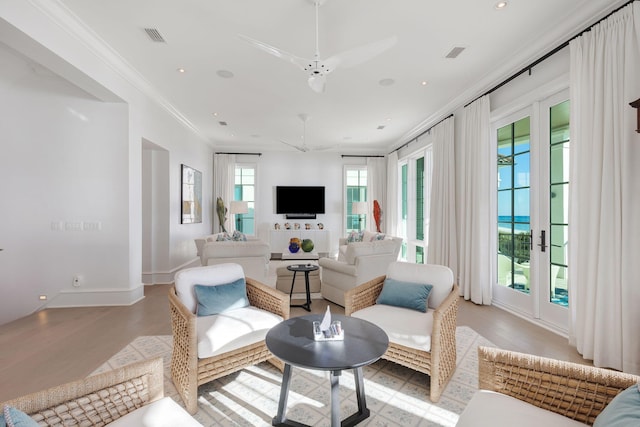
[234,165,256,234]
[398,148,432,263]
[345,167,367,233]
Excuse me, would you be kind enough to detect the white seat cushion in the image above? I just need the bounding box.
[456,390,587,427]
[351,304,433,352]
[107,397,203,427]
[196,306,283,358]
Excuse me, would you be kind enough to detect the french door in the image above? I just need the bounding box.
[492,90,569,333]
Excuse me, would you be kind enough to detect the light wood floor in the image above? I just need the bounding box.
[0,284,587,403]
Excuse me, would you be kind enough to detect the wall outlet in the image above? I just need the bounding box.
[73,275,82,287]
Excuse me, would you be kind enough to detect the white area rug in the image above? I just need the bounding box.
[93,326,493,426]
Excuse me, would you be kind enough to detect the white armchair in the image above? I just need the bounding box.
[319,235,402,306]
[169,263,289,414]
[345,261,459,402]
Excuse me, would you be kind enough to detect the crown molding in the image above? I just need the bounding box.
[26,0,209,143]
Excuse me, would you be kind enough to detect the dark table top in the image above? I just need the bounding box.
[266,314,389,371]
[286,264,319,272]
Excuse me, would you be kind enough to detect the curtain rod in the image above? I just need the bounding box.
[341,154,385,158]
[464,0,636,108]
[389,113,454,155]
[215,152,262,156]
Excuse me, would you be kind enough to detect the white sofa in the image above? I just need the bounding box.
[195,233,270,281]
[319,232,402,306]
[0,358,201,426]
[457,346,640,426]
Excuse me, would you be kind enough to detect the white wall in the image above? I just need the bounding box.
[241,151,366,256]
[0,3,213,324]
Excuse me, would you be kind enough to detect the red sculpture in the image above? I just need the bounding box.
[373,200,382,232]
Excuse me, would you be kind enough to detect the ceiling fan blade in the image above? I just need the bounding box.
[308,74,326,93]
[238,34,310,70]
[279,140,306,152]
[325,35,398,70]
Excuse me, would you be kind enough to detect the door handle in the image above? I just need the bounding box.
[538,230,547,252]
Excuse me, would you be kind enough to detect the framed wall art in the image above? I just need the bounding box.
[181,164,202,224]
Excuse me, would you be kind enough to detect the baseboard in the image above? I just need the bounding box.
[142,258,200,284]
[45,284,145,309]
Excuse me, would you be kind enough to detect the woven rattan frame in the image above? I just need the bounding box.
[478,346,640,425]
[0,357,163,426]
[169,277,290,414]
[344,275,459,402]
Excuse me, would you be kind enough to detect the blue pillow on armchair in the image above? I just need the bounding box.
[593,383,640,426]
[376,278,433,313]
[194,278,250,316]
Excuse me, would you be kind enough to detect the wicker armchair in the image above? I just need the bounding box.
[0,358,196,426]
[475,346,640,425]
[345,262,459,402]
[169,263,289,414]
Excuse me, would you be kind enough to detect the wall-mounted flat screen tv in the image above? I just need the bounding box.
[276,186,325,214]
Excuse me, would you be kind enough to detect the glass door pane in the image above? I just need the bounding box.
[497,117,531,294]
[548,100,570,307]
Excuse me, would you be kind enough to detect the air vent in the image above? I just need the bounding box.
[445,46,466,59]
[219,121,228,126]
[377,125,386,130]
[144,28,166,43]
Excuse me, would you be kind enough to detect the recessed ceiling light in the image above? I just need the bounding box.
[177,68,186,73]
[495,1,507,9]
[216,70,234,78]
[421,81,428,86]
[379,78,395,87]
[212,112,218,117]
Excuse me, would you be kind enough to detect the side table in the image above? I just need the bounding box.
[286,264,319,312]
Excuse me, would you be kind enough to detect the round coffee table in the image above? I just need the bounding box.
[266,314,389,427]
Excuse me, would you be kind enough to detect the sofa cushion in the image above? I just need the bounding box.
[593,383,640,427]
[387,262,453,309]
[231,230,247,241]
[175,263,245,314]
[107,397,203,427]
[344,239,398,265]
[194,278,249,316]
[2,406,38,427]
[456,390,586,427]
[196,306,283,358]
[377,278,433,313]
[352,304,433,352]
[215,232,233,241]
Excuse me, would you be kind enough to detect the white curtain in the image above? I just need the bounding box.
[458,96,492,304]
[427,117,458,279]
[367,157,386,232]
[213,153,235,233]
[385,151,399,237]
[568,2,640,374]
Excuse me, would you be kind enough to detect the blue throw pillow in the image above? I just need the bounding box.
[194,278,250,316]
[346,230,364,243]
[593,383,640,426]
[3,406,38,427]
[216,232,232,241]
[376,278,433,313]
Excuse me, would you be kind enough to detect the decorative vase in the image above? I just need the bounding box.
[301,239,314,252]
[289,242,300,253]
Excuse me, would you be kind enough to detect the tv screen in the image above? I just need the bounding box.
[276,186,325,214]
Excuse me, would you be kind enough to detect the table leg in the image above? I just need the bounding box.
[273,363,292,425]
[330,370,341,427]
[304,271,312,310]
[341,367,370,427]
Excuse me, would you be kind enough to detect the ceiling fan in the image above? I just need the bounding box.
[239,0,397,93]
[279,114,337,152]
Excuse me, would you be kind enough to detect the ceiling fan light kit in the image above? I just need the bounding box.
[239,0,397,93]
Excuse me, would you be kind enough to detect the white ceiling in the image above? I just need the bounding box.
[56,0,624,154]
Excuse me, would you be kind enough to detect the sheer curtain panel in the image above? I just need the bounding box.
[213,154,235,233]
[458,96,492,304]
[568,2,640,374]
[385,152,400,237]
[367,157,386,232]
[426,117,458,279]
